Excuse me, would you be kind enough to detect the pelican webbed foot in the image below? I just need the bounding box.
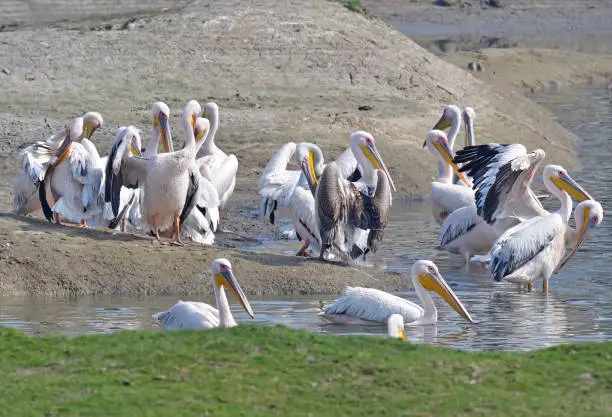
[296,240,310,257]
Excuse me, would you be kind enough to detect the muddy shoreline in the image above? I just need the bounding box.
[1,0,611,296]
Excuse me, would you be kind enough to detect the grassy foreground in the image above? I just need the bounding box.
[1,326,611,416]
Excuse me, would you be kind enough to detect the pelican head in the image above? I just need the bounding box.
[462,107,475,147]
[555,200,604,274]
[153,102,172,153]
[194,117,210,145]
[387,314,406,341]
[203,102,219,124]
[296,142,323,190]
[544,165,593,202]
[82,111,103,139]
[128,128,143,157]
[423,130,471,186]
[184,100,203,132]
[211,258,255,319]
[411,260,475,324]
[350,131,396,191]
[432,104,461,132]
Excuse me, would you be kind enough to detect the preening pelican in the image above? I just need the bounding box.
[153,258,255,330]
[15,112,103,217]
[423,129,474,225]
[320,260,475,325]
[106,100,202,244]
[38,112,105,226]
[258,141,324,225]
[316,131,395,262]
[197,102,238,231]
[387,314,407,341]
[488,165,594,292]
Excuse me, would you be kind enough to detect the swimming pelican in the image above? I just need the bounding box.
[316,131,395,262]
[423,130,474,225]
[387,314,407,341]
[153,258,255,330]
[106,100,202,244]
[15,112,103,217]
[320,260,475,325]
[488,165,594,293]
[197,102,238,231]
[38,113,105,226]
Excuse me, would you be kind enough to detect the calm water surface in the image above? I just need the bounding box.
[1,87,611,351]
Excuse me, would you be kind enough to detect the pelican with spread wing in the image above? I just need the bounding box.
[315,131,395,263]
[320,260,475,325]
[153,258,255,330]
[488,165,597,292]
[105,100,201,244]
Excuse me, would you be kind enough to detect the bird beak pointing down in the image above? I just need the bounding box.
[419,270,475,324]
[554,208,597,274]
[360,143,397,192]
[551,174,593,202]
[433,140,472,187]
[217,267,255,319]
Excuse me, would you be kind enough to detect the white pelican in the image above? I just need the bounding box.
[320,260,475,325]
[15,112,103,217]
[153,258,255,330]
[454,143,552,236]
[488,165,595,293]
[423,129,474,225]
[179,117,221,245]
[435,110,498,262]
[431,104,463,179]
[387,314,407,341]
[38,113,105,226]
[316,131,396,262]
[106,100,202,244]
[197,102,238,231]
[258,141,324,225]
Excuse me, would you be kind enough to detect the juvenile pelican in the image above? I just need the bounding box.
[197,102,238,231]
[15,112,103,217]
[153,258,255,330]
[489,165,594,292]
[387,314,407,341]
[320,260,475,325]
[38,113,105,226]
[316,131,395,262]
[423,130,474,225]
[106,100,202,244]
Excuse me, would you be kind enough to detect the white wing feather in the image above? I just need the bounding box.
[153,300,220,331]
[321,287,424,323]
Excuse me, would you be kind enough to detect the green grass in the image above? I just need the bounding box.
[1,325,612,416]
[345,0,367,14]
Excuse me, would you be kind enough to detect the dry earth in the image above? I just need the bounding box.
[0,0,609,296]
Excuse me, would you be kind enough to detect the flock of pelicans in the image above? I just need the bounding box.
[11,101,604,340]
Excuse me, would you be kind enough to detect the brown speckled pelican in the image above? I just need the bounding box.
[315,131,395,263]
[105,100,202,245]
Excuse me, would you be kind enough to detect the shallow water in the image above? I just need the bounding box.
[1,87,611,351]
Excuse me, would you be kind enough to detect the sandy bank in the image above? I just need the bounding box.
[0,0,601,297]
